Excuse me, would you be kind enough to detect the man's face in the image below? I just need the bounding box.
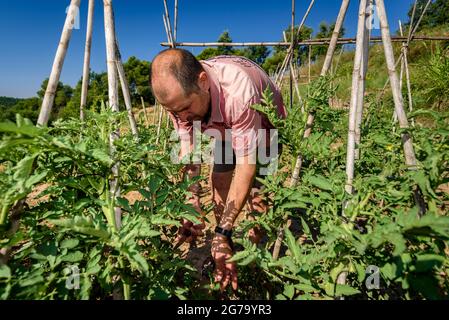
[154,72,210,123]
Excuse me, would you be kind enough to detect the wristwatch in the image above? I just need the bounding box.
[215,226,234,252]
[215,226,233,238]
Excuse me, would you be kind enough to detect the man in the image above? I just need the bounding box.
[150,48,285,292]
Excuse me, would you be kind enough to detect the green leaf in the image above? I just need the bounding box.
[89,148,113,166]
[116,197,132,211]
[0,120,42,136]
[19,274,44,287]
[151,216,180,226]
[237,253,256,266]
[308,175,333,191]
[49,218,110,240]
[294,283,317,293]
[24,170,49,189]
[228,250,251,263]
[381,262,398,281]
[415,254,445,273]
[285,228,300,263]
[60,239,80,249]
[61,251,84,263]
[0,265,11,279]
[13,154,37,181]
[283,284,295,299]
[335,284,361,296]
[300,217,311,236]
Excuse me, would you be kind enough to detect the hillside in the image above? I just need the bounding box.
[294,24,449,113]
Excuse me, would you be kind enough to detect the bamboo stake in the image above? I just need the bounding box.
[289,0,350,187]
[400,22,415,126]
[345,0,368,195]
[174,0,178,42]
[163,110,171,150]
[276,0,316,86]
[163,14,174,46]
[273,0,348,262]
[334,45,345,74]
[411,0,432,38]
[104,0,122,230]
[338,0,369,295]
[379,0,431,102]
[160,36,449,48]
[80,0,95,122]
[115,42,139,138]
[163,0,175,47]
[308,41,312,85]
[354,0,372,160]
[156,103,164,144]
[289,0,295,109]
[376,0,417,169]
[37,0,81,126]
[282,31,302,108]
[321,0,351,76]
[151,103,157,126]
[140,96,149,126]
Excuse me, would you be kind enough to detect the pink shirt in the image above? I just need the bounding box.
[170,55,286,157]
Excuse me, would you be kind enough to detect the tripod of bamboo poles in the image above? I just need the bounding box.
[34,0,144,298]
[1,0,84,268]
[378,0,432,108]
[339,0,429,291]
[272,0,351,261]
[346,0,422,194]
[275,0,316,88]
[156,0,178,145]
[393,0,426,126]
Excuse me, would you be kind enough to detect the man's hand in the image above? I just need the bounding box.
[175,201,205,246]
[175,218,205,245]
[211,235,238,292]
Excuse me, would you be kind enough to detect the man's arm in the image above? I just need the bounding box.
[212,154,256,292]
[218,158,256,230]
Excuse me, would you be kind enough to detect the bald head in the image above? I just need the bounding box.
[150,48,205,101]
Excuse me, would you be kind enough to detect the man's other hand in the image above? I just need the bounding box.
[176,218,205,245]
[211,235,238,292]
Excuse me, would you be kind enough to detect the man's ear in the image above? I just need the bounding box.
[197,71,210,92]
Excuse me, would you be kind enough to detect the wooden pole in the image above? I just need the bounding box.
[163,0,175,47]
[80,0,95,122]
[140,96,149,126]
[37,0,81,126]
[156,103,164,144]
[345,0,368,195]
[334,44,345,74]
[276,0,316,86]
[115,42,139,138]
[289,0,295,109]
[321,0,351,75]
[379,0,431,102]
[289,0,350,188]
[160,36,449,48]
[163,14,174,46]
[174,0,178,42]
[400,21,415,125]
[354,0,372,160]
[104,0,122,230]
[376,0,417,169]
[411,0,432,37]
[308,41,312,84]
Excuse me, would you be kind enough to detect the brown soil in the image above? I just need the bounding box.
[26,183,51,207]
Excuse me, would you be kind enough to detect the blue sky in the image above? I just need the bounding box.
[0,0,415,98]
